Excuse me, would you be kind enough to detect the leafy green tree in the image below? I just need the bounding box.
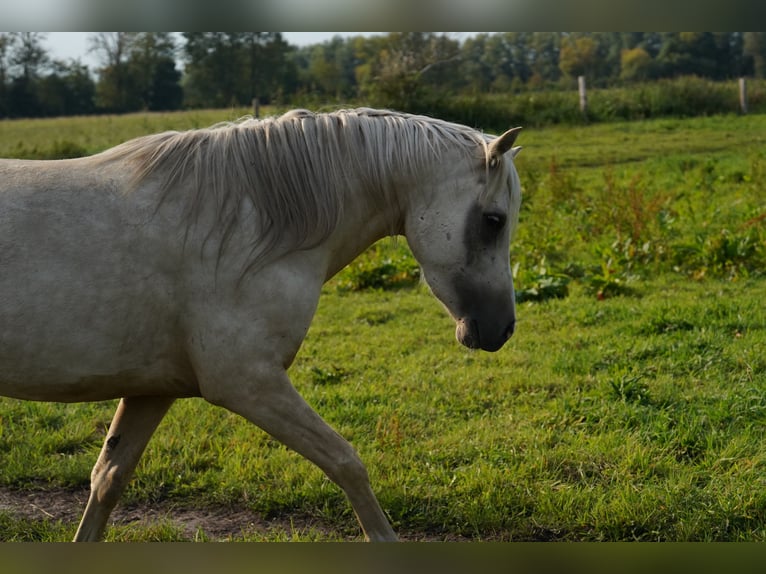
[744,32,766,78]
[350,34,388,95]
[6,32,49,117]
[129,33,182,110]
[9,32,48,81]
[482,33,533,90]
[459,33,494,93]
[358,33,460,112]
[182,32,291,108]
[182,33,244,107]
[620,47,654,81]
[680,32,723,78]
[305,36,358,99]
[37,60,95,116]
[247,32,294,105]
[654,32,730,79]
[528,32,561,86]
[559,34,599,80]
[0,33,14,116]
[89,32,139,112]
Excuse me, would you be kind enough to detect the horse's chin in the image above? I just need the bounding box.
[455,318,481,350]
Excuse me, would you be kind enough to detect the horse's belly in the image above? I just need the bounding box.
[0,296,199,402]
[0,313,200,402]
[0,370,201,402]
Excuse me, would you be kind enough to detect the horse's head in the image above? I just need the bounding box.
[405,127,522,352]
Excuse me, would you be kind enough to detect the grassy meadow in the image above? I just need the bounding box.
[0,108,765,541]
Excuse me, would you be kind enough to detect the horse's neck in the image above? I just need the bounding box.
[321,174,409,280]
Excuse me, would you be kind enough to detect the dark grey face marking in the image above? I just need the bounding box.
[106,435,121,450]
[450,199,515,351]
[462,202,507,265]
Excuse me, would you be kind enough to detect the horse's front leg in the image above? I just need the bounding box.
[74,396,175,541]
[212,370,398,542]
[189,253,397,541]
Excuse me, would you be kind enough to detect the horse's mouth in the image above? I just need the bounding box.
[456,318,481,349]
[455,317,514,352]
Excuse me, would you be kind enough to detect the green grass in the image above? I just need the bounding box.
[2,277,765,541]
[0,107,284,159]
[1,109,765,541]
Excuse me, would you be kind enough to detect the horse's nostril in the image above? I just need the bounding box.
[505,321,516,340]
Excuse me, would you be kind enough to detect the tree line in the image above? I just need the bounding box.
[2,32,765,119]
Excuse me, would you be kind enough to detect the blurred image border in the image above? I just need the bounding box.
[0,0,758,32]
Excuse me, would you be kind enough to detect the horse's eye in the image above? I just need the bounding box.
[483,212,506,230]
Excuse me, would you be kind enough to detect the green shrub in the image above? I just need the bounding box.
[671,227,766,280]
[513,257,570,303]
[335,240,420,291]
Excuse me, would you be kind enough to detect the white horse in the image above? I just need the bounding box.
[0,108,522,541]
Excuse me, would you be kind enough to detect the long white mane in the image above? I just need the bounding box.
[97,108,491,273]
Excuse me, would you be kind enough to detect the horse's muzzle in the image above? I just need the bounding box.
[455,318,515,352]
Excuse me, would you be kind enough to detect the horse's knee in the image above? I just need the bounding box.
[325,448,370,489]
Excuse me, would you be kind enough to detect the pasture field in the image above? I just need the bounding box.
[0,110,765,541]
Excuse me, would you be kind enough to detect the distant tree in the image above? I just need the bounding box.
[459,33,494,93]
[620,47,654,82]
[594,32,627,82]
[148,58,183,110]
[182,32,290,108]
[306,35,358,99]
[243,32,292,105]
[37,60,95,116]
[0,33,15,116]
[725,32,750,77]
[129,33,182,110]
[679,32,723,78]
[482,33,533,91]
[350,34,387,94]
[9,32,48,80]
[559,34,599,80]
[358,33,460,112]
[640,33,665,58]
[182,32,241,107]
[90,32,182,112]
[89,32,139,111]
[528,32,561,86]
[6,32,49,117]
[654,32,724,79]
[744,32,766,78]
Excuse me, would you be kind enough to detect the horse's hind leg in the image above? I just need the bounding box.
[74,396,174,541]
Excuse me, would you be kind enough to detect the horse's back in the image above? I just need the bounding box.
[0,157,197,402]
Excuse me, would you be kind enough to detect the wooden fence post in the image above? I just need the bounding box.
[739,77,748,115]
[578,75,588,117]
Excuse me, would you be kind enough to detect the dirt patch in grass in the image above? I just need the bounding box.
[0,486,473,541]
[0,485,357,541]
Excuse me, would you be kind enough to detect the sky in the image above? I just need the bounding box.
[43,32,378,69]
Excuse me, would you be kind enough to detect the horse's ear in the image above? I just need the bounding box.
[488,127,522,160]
